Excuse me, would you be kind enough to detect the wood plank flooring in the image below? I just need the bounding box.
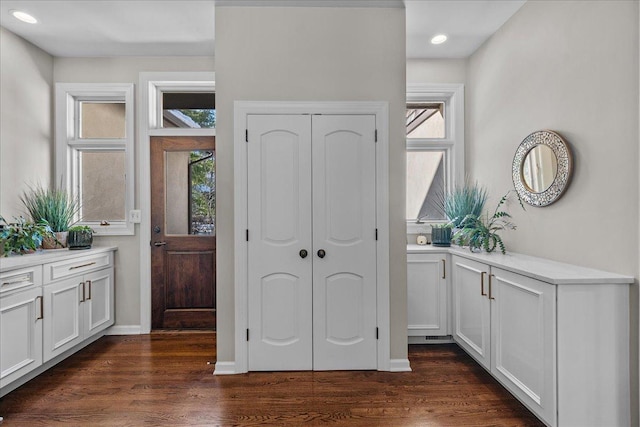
[0,333,543,426]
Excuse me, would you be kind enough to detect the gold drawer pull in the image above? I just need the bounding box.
[69,262,96,270]
[2,275,32,286]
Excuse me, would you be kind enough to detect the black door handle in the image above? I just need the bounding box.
[299,249,308,259]
[317,249,326,258]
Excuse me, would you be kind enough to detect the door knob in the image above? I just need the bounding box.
[153,241,167,247]
[317,249,326,258]
[299,249,308,259]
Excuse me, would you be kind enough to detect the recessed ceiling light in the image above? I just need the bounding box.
[10,10,38,24]
[431,34,447,45]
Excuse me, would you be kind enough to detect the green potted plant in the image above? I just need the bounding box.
[0,216,53,257]
[20,183,79,249]
[452,191,524,254]
[67,225,93,250]
[444,181,488,229]
[431,223,453,247]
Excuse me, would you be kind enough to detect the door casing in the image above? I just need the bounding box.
[226,101,390,374]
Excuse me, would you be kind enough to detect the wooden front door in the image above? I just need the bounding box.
[151,136,216,329]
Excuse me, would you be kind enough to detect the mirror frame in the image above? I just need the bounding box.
[512,130,573,207]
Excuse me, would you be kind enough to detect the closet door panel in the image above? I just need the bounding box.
[247,115,313,371]
[312,115,377,370]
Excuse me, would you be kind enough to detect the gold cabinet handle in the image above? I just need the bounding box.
[441,259,446,279]
[35,296,43,320]
[480,272,487,296]
[80,282,86,303]
[489,274,495,300]
[69,262,96,270]
[87,280,92,300]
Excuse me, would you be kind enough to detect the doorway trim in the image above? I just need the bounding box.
[226,101,390,373]
[139,72,215,333]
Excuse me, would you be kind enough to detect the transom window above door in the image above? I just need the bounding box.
[162,92,215,129]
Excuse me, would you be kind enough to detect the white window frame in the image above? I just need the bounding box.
[55,83,135,236]
[406,83,464,234]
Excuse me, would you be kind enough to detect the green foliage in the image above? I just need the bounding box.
[0,216,53,256]
[68,225,93,232]
[20,184,79,232]
[444,181,488,228]
[431,223,453,229]
[452,191,524,254]
[179,109,216,128]
[190,151,215,233]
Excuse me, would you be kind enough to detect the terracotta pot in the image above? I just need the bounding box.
[42,231,68,249]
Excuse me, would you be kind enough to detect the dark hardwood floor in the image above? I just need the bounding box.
[0,333,543,426]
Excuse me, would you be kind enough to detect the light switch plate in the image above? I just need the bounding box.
[129,210,141,223]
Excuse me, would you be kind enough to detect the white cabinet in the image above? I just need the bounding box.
[452,255,556,425]
[450,252,634,427]
[0,267,44,388]
[43,254,114,362]
[0,247,116,397]
[407,253,448,337]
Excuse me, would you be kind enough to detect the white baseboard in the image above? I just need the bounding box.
[389,358,412,372]
[106,325,142,335]
[214,361,237,375]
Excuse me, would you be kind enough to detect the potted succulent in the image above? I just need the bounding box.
[67,225,93,250]
[444,181,488,229]
[0,216,53,256]
[431,223,453,247]
[452,191,524,254]
[20,183,79,249]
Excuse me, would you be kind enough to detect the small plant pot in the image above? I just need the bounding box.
[67,230,93,250]
[42,231,68,249]
[431,227,452,247]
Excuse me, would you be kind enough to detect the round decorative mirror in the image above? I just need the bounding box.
[512,130,573,207]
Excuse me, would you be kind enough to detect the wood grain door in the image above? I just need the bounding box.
[151,136,216,329]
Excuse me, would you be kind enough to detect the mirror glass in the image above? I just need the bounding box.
[521,144,558,193]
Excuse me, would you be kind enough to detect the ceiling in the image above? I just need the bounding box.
[0,0,526,59]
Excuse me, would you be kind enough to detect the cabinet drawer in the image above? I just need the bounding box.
[43,252,112,284]
[0,266,43,295]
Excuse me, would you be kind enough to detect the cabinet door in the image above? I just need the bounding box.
[43,278,83,362]
[490,267,556,426]
[83,268,114,337]
[407,254,448,336]
[0,287,43,387]
[451,256,491,369]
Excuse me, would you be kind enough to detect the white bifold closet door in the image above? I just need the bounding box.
[247,114,377,371]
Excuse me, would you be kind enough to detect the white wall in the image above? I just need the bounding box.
[53,56,214,327]
[467,1,639,422]
[407,59,467,85]
[0,27,53,219]
[215,6,407,363]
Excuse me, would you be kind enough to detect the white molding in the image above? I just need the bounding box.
[105,325,142,335]
[406,83,465,228]
[216,1,404,7]
[213,361,237,375]
[389,359,412,372]
[138,72,215,334]
[233,101,391,373]
[54,83,135,236]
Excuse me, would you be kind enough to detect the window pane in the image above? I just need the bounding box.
[165,150,215,235]
[406,151,446,221]
[80,102,126,138]
[80,151,126,222]
[162,92,215,129]
[407,102,445,138]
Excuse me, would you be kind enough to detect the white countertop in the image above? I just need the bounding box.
[408,244,634,285]
[0,246,118,272]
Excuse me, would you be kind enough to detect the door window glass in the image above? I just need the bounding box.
[165,150,215,235]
